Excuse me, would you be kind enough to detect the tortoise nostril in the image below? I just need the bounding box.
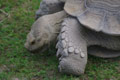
[30,40,35,45]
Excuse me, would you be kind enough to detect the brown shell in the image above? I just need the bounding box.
[64,0,120,35]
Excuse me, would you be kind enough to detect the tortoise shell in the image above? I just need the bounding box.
[64,0,120,35]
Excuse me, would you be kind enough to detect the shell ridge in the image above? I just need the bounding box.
[77,9,88,18]
[99,12,107,31]
[77,0,89,18]
[86,0,120,13]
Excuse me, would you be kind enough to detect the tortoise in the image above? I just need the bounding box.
[25,0,120,75]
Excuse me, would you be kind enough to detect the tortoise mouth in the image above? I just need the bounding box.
[85,0,120,12]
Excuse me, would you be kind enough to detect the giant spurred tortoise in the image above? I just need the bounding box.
[25,0,120,75]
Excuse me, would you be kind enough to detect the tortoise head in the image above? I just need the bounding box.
[25,30,43,52]
[25,31,38,52]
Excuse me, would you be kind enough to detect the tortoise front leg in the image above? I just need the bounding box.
[56,18,87,75]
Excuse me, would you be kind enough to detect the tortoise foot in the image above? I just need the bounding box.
[56,18,87,75]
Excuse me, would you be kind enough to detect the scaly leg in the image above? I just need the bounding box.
[56,18,87,75]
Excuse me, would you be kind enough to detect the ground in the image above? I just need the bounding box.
[0,0,120,80]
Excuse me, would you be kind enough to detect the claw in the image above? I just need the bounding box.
[61,40,66,48]
[56,41,60,49]
[61,33,66,39]
[62,22,67,26]
[62,49,68,57]
[59,57,62,61]
[56,49,61,57]
[57,34,61,40]
[61,27,67,33]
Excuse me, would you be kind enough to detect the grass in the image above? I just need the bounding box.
[0,0,120,80]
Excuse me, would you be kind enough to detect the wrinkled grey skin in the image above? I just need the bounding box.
[25,0,120,76]
[35,0,64,20]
